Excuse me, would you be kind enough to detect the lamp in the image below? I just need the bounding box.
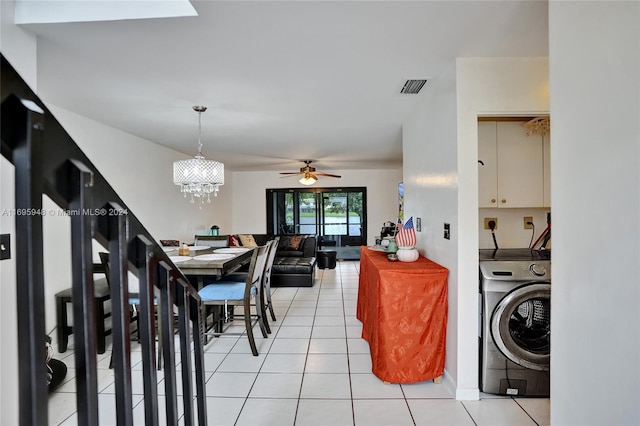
[173,106,224,204]
[299,172,317,186]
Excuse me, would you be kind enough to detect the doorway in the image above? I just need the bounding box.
[266,187,367,260]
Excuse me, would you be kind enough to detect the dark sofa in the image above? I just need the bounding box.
[235,234,317,287]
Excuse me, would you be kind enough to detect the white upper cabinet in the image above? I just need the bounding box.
[478,121,499,208]
[478,121,545,208]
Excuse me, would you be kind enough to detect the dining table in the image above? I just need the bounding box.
[166,246,256,335]
[164,246,255,289]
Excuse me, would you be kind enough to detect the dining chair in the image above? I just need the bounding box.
[261,236,280,328]
[221,238,279,333]
[98,252,162,370]
[55,269,112,354]
[98,252,141,337]
[193,235,230,248]
[98,252,161,368]
[198,244,269,356]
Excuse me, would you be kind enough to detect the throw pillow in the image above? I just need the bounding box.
[229,234,240,247]
[238,234,258,247]
[288,235,303,250]
[278,236,293,251]
[278,236,290,249]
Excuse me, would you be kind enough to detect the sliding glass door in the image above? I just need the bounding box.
[267,187,367,260]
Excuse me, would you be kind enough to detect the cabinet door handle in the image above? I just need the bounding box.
[501,199,507,204]
[491,199,496,204]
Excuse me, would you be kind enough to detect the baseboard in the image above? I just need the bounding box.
[441,367,457,397]
[456,387,480,401]
[442,367,480,401]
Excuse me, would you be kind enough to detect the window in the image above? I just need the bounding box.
[266,187,367,260]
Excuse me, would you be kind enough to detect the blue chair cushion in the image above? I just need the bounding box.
[129,297,140,305]
[198,282,256,301]
[128,297,157,305]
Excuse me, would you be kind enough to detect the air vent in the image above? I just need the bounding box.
[400,79,427,94]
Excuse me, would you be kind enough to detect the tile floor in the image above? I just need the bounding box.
[48,260,550,425]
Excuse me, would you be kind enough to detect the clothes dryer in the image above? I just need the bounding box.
[479,254,551,396]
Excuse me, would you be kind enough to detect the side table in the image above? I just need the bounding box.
[317,250,337,269]
[357,246,448,383]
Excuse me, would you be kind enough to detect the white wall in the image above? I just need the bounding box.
[231,169,402,244]
[0,0,37,89]
[403,57,549,399]
[0,158,20,426]
[402,63,461,395]
[549,2,640,425]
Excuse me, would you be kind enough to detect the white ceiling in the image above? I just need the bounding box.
[19,0,548,173]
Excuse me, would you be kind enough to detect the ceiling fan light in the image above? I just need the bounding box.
[299,173,317,185]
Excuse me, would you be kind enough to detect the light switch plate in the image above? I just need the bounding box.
[444,223,450,240]
[416,217,422,232]
[0,234,10,260]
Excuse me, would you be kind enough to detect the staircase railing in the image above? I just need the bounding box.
[1,54,207,426]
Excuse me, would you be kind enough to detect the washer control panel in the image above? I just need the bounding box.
[480,260,551,281]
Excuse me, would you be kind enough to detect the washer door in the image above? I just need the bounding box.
[491,283,551,371]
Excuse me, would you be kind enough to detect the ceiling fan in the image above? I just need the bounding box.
[279,160,342,185]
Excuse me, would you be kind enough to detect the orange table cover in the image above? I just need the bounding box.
[357,246,448,383]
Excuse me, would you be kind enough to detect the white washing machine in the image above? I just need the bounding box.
[479,249,551,396]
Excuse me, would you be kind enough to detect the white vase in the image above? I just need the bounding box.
[396,246,419,262]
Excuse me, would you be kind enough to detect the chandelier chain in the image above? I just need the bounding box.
[197,110,203,155]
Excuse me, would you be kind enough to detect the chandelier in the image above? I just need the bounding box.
[173,106,224,204]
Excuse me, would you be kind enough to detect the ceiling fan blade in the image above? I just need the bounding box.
[278,160,340,180]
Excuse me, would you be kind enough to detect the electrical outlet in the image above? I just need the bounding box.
[523,216,533,229]
[484,218,497,230]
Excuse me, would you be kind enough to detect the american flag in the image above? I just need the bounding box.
[395,217,417,248]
